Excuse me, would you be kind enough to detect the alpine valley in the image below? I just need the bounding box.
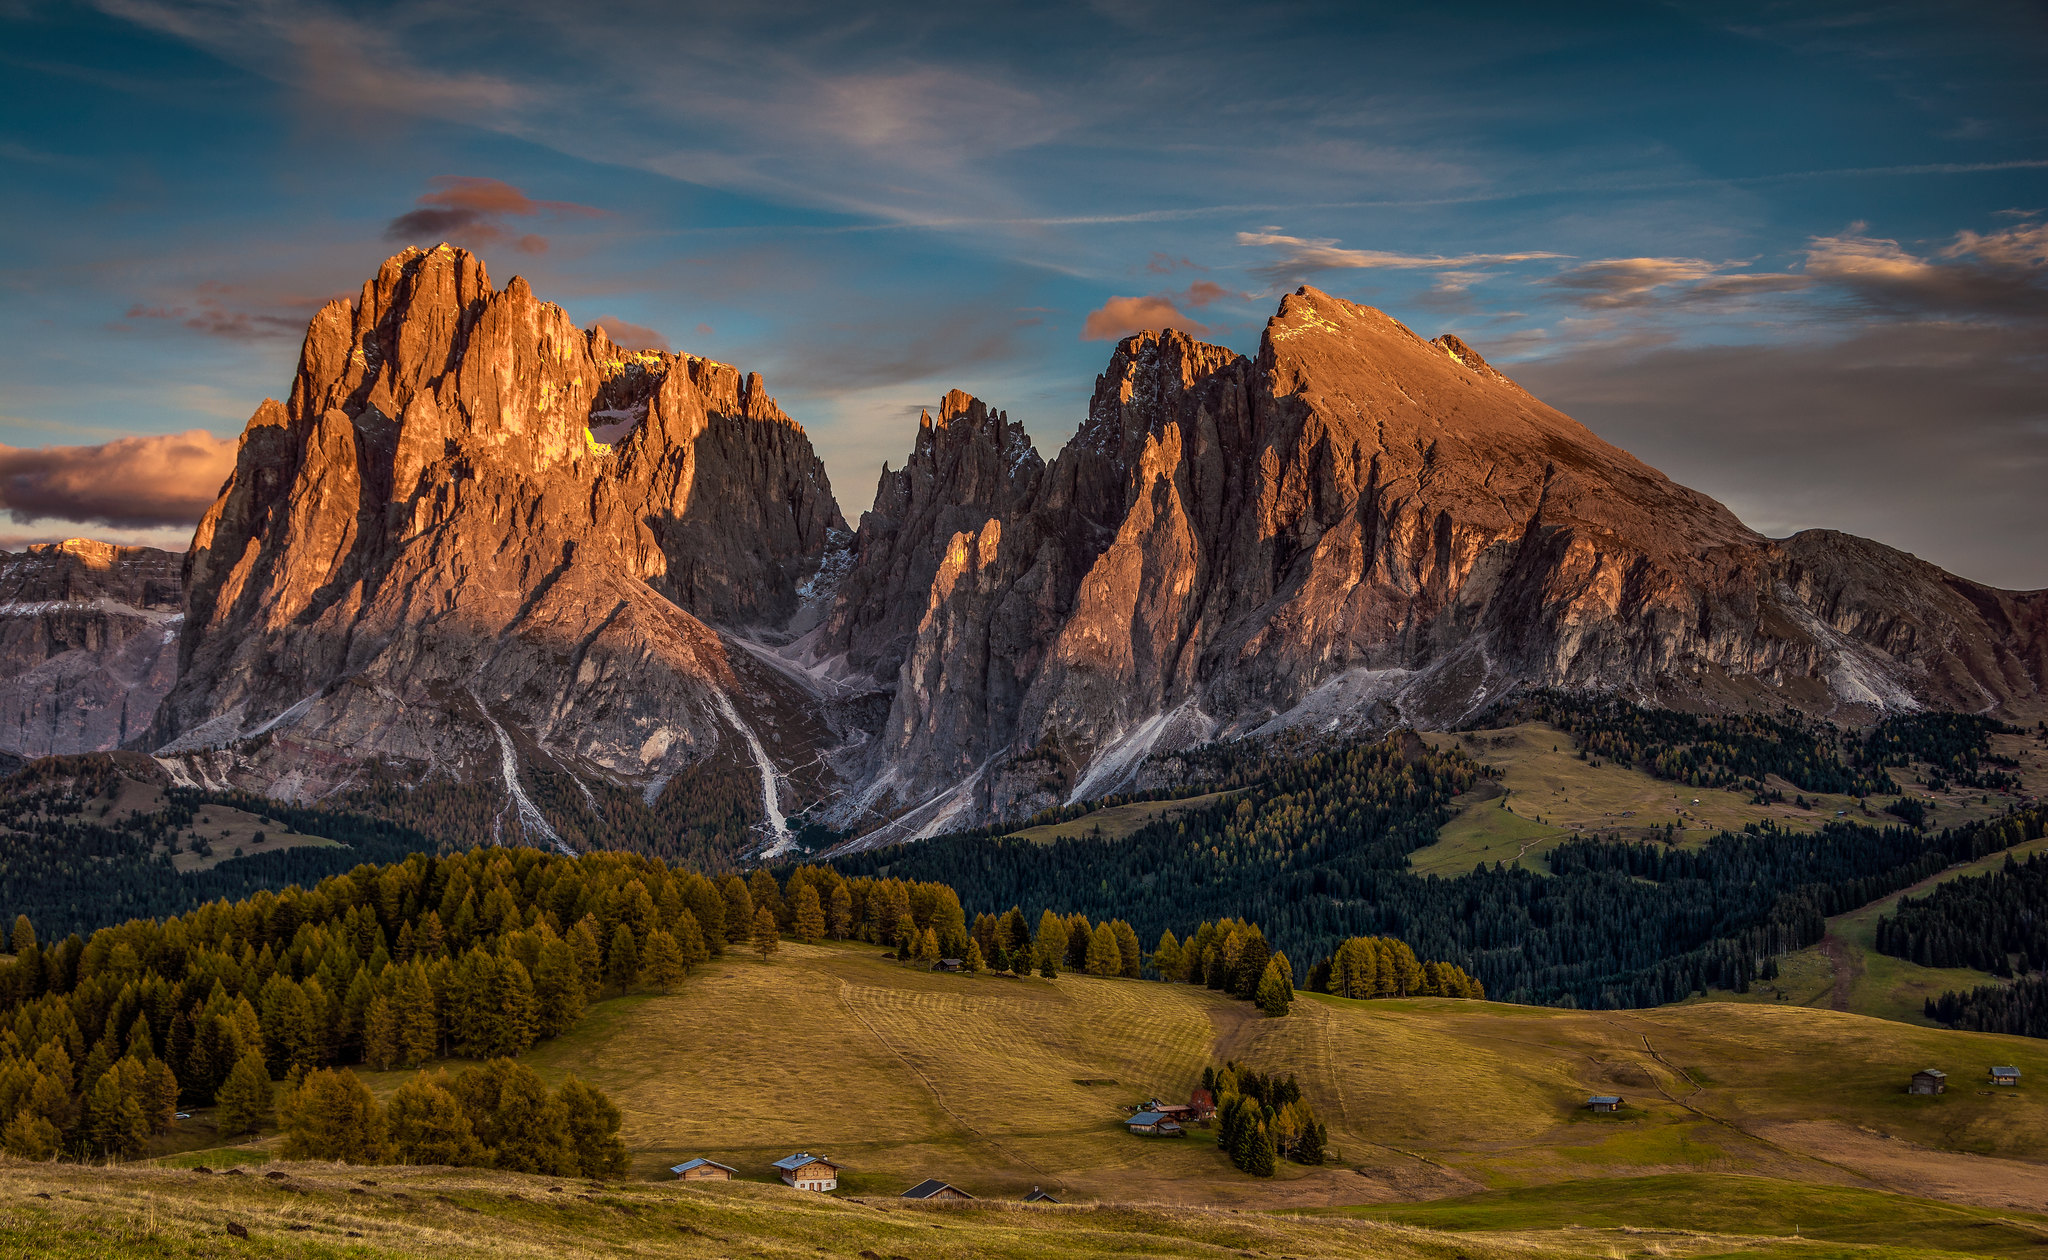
[7,243,2041,859]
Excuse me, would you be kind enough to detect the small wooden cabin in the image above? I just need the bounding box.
[1126,1111,1185,1136]
[1909,1069,1947,1095]
[1587,1095,1623,1113]
[1991,1066,2021,1087]
[933,958,964,972]
[900,1179,974,1200]
[1024,1186,1060,1203]
[669,1158,737,1181]
[772,1153,840,1191]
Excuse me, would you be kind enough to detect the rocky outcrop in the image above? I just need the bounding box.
[150,245,845,848]
[0,540,182,760]
[118,258,2047,852]
[816,288,2047,842]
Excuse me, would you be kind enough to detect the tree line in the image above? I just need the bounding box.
[1878,849,2048,977]
[0,844,1018,1161]
[842,734,2048,1011]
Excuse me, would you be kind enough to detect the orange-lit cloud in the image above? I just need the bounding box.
[0,431,236,529]
[592,315,673,352]
[1081,295,1211,340]
[385,177,603,256]
[1239,230,1564,281]
[1183,280,1231,307]
[1803,221,2048,317]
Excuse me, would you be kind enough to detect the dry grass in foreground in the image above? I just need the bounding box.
[0,1156,1992,1260]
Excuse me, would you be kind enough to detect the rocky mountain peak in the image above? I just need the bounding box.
[153,246,844,837]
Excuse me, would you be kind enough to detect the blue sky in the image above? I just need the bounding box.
[2,0,2044,584]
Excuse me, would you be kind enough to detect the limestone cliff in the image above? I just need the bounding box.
[816,288,2046,844]
[150,245,845,851]
[0,540,182,760]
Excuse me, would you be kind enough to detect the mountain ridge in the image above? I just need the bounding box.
[28,247,2036,854]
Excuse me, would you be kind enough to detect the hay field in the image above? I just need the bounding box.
[3,1157,1812,1260]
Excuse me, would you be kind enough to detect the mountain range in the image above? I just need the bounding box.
[16,245,2044,856]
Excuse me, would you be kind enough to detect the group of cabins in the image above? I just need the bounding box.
[668,1153,1059,1203]
[1910,1066,2022,1094]
[1124,1089,1218,1138]
[670,1153,839,1191]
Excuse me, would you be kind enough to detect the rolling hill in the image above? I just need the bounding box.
[70,935,2048,1259]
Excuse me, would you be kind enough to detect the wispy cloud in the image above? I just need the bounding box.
[1543,257,1809,308]
[1238,231,1564,283]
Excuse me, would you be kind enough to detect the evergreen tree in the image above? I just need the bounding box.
[1256,956,1293,1017]
[362,995,399,1070]
[392,964,440,1065]
[532,938,586,1037]
[1294,1117,1327,1166]
[1112,920,1142,978]
[721,875,755,944]
[558,1076,628,1177]
[753,908,781,962]
[1034,910,1068,976]
[1246,1119,1277,1176]
[568,919,605,999]
[280,1067,384,1162]
[1085,923,1121,976]
[964,939,985,973]
[998,907,1032,959]
[749,869,786,929]
[894,913,920,958]
[450,1058,574,1175]
[1151,930,1183,981]
[385,1072,485,1166]
[916,926,941,963]
[0,1112,57,1159]
[606,924,639,993]
[1234,931,1271,1001]
[828,883,854,940]
[215,1051,273,1137]
[640,929,687,993]
[674,909,710,970]
[793,884,827,943]
[10,914,34,954]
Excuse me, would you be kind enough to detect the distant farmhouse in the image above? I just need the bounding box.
[1587,1095,1623,1113]
[773,1153,840,1191]
[1991,1066,2021,1087]
[668,1158,736,1182]
[1024,1187,1060,1203]
[1127,1110,1185,1137]
[900,1179,974,1200]
[1909,1069,1947,1095]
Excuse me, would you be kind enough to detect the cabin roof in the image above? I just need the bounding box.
[1588,1095,1622,1105]
[1992,1066,2021,1075]
[1024,1188,1060,1202]
[669,1159,737,1175]
[900,1179,973,1199]
[773,1153,837,1171]
[1915,1068,1947,1078]
[1129,1111,1167,1125]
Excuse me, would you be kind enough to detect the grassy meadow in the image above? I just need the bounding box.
[11,933,2048,1255]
